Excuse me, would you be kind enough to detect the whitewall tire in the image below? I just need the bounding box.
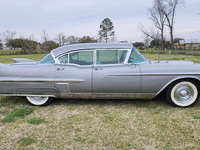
[166,80,199,107]
[26,96,53,106]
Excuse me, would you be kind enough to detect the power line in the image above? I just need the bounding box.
[176,29,200,36]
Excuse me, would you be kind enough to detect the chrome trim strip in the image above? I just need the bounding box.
[55,79,85,83]
[141,73,200,76]
[55,83,69,85]
[125,49,131,64]
[51,51,57,64]
[108,73,200,77]
[0,78,85,83]
[0,94,56,97]
[0,78,54,82]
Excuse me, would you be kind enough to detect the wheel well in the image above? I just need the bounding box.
[157,77,200,98]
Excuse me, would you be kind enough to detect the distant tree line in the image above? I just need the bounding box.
[132,37,182,49]
[3,32,99,54]
[1,18,116,54]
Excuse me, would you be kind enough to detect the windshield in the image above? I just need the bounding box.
[128,47,146,63]
[39,53,55,64]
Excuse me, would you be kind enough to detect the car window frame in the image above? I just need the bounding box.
[127,47,148,64]
[94,49,130,66]
[38,52,56,65]
[55,48,132,66]
[56,49,95,67]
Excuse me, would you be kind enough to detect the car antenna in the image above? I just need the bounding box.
[157,31,161,63]
[158,41,160,63]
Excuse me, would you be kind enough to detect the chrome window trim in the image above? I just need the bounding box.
[94,48,131,66]
[50,51,57,64]
[55,48,131,66]
[56,49,95,66]
[126,47,148,65]
[125,49,131,64]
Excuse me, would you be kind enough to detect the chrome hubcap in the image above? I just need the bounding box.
[174,85,194,103]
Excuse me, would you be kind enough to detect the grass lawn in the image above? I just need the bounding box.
[0,53,200,149]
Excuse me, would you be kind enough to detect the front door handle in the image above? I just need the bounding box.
[94,68,103,71]
[57,68,65,70]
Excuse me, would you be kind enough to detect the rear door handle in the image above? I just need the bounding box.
[57,68,65,70]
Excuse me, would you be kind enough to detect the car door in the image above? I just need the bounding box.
[55,50,94,97]
[93,49,141,96]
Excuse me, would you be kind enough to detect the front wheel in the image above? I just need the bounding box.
[166,80,199,107]
[26,96,54,106]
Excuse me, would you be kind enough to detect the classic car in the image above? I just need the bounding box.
[0,43,200,107]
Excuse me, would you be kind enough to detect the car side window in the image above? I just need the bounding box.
[96,50,128,65]
[69,51,93,65]
[59,54,68,64]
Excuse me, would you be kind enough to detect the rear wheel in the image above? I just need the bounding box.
[26,96,54,106]
[166,80,199,107]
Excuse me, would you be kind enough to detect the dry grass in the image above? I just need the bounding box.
[0,53,200,149]
[0,97,200,149]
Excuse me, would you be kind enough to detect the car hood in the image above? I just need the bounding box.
[139,60,200,76]
[152,60,195,65]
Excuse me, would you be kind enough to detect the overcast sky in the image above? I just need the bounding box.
[0,0,200,43]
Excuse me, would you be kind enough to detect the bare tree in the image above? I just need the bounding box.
[41,30,49,43]
[139,25,158,40]
[56,32,68,46]
[149,0,166,50]
[67,35,79,44]
[161,0,185,50]
[2,30,16,43]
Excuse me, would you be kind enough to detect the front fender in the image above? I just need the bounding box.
[155,76,200,97]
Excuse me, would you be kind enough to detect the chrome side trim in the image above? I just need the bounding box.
[141,73,200,76]
[108,73,200,77]
[55,79,85,83]
[0,94,56,97]
[0,78,55,82]
[0,78,85,83]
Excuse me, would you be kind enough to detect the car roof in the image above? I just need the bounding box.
[52,43,133,58]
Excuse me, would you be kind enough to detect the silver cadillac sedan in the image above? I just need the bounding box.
[0,43,199,107]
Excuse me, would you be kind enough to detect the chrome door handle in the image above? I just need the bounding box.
[94,68,103,71]
[57,68,65,70]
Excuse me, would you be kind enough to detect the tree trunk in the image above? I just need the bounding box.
[106,32,107,43]
[161,30,164,51]
[170,26,173,50]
